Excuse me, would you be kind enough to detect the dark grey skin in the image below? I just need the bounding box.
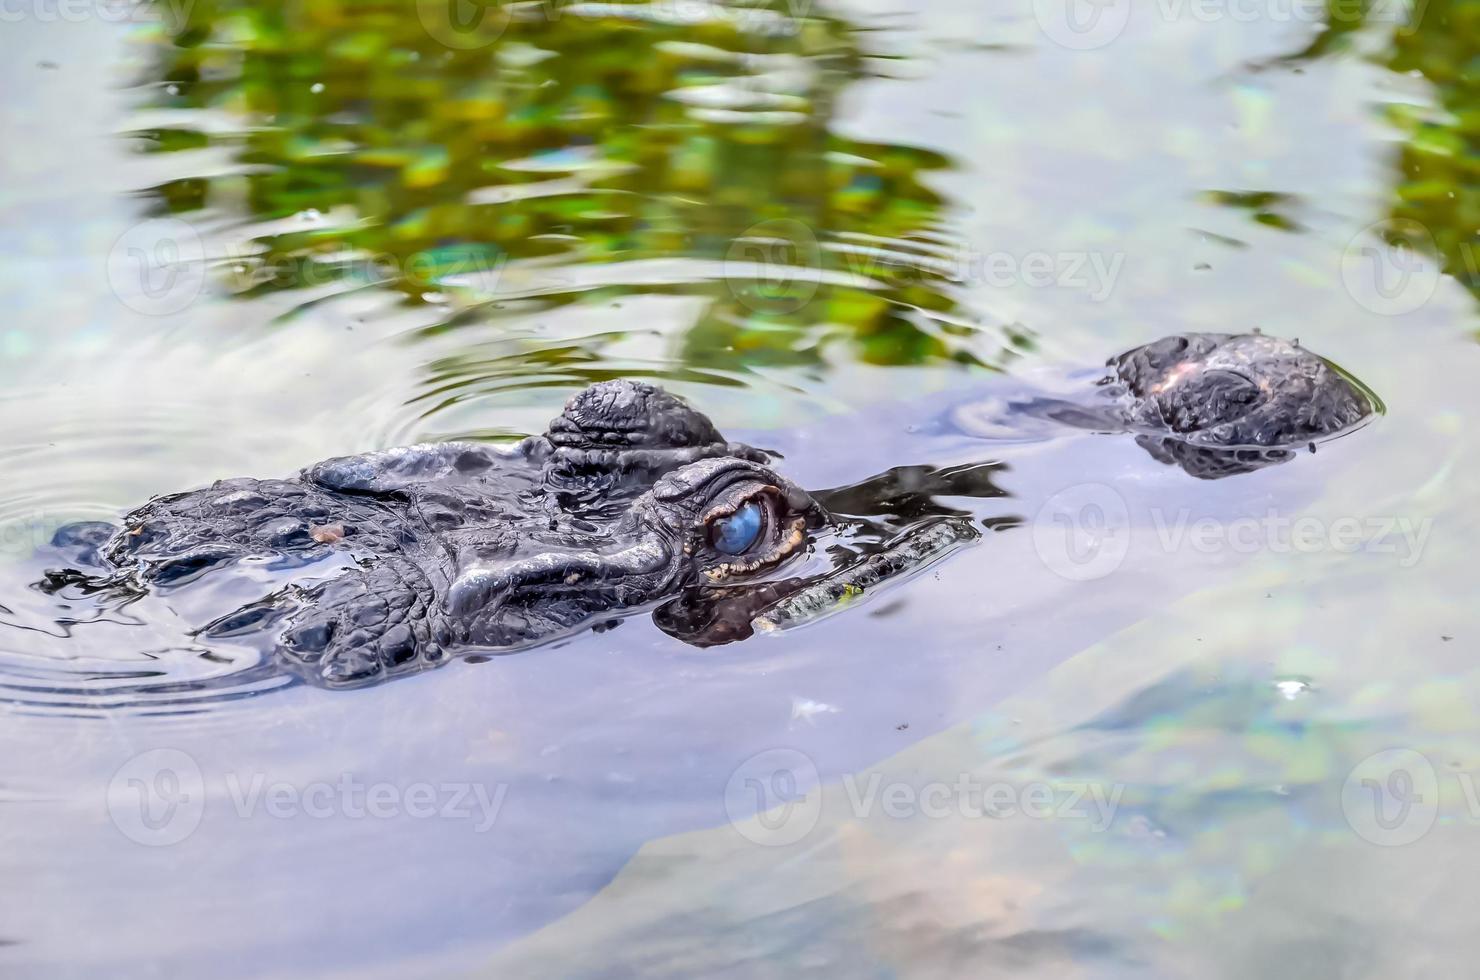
[1105,332,1378,478]
[304,379,767,511]
[960,332,1380,479]
[42,333,1378,689]
[49,382,820,687]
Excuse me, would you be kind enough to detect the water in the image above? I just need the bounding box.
[2,1,1479,976]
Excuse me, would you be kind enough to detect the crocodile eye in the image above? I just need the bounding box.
[709,499,764,555]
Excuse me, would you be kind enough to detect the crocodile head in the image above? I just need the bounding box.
[278,455,828,686]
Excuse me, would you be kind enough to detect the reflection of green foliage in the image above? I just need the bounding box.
[1276,0,1480,305]
[136,0,1007,381]
[1199,190,1305,232]
[1387,0,1480,296]
[1256,0,1376,64]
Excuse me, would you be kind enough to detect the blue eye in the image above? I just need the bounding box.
[710,500,764,555]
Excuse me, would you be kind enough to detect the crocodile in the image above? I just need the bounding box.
[44,381,826,687]
[41,332,1377,689]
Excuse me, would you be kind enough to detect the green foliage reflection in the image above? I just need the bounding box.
[134,0,1014,383]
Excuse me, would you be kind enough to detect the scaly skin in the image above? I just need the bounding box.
[306,379,764,509]
[953,332,1378,479]
[61,382,823,688]
[1103,332,1378,479]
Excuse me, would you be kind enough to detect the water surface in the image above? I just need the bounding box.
[1,0,1478,976]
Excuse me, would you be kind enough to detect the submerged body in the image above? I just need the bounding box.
[43,333,1378,688]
